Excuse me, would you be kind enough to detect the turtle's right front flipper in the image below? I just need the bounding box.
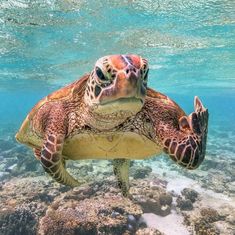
[163,97,209,169]
[40,132,80,187]
[39,107,81,187]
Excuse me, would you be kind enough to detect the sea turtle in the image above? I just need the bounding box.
[15,54,209,196]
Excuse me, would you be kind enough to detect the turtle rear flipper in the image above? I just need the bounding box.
[164,96,209,169]
[113,159,130,197]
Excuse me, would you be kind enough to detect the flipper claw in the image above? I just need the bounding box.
[194,96,205,112]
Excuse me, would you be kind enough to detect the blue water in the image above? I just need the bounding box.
[0,0,234,158]
[1,3,235,235]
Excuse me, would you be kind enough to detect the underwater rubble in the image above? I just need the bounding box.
[0,166,234,235]
[0,131,235,235]
[38,195,142,235]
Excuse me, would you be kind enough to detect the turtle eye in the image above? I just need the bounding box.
[95,67,108,82]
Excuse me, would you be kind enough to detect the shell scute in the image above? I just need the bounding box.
[28,97,48,119]
[147,88,168,99]
[16,74,89,144]
[47,85,73,100]
[29,74,89,118]
[147,88,185,117]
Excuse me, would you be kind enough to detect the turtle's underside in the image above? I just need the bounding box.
[16,54,209,196]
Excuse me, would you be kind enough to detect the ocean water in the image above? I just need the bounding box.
[0,0,235,234]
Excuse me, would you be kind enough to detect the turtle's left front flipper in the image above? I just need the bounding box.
[163,97,209,169]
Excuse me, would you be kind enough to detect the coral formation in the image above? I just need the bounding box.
[0,205,38,235]
[183,207,229,235]
[130,179,172,216]
[130,164,152,179]
[176,188,199,211]
[38,195,142,235]
[181,188,198,203]
[0,133,234,235]
[176,196,193,211]
[182,153,235,195]
[200,208,223,223]
[193,218,220,235]
[0,177,64,206]
[135,227,165,235]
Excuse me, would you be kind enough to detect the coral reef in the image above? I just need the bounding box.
[182,206,231,235]
[38,195,142,235]
[130,164,152,179]
[135,227,165,235]
[0,171,175,234]
[176,188,199,211]
[176,197,193,211]
[0,131,235,235]
[0,137,43,180]
[0,204,38,235]
[181,188,198,203]
[193,218,220,235]
[191,208,225,234]
[182,153,235,195]
[0,177,65,206]
[130,179,172,216]
[200,208,223,223]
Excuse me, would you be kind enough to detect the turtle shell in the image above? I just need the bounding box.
[15,74,89,146]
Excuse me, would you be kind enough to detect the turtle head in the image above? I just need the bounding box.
[84,54,149,126]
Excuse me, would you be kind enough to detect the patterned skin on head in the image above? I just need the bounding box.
[84,54,149,108]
